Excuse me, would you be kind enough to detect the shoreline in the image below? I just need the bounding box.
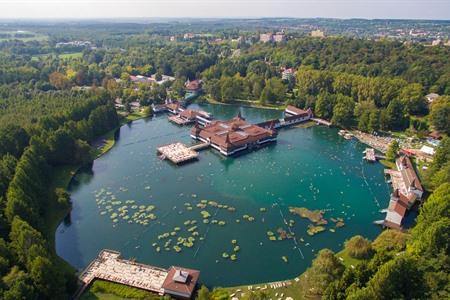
[200,97,286,111]
[48,111,150,272]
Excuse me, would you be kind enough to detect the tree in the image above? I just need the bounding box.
[301,249,345,296]
[196,285,211,300]
[345,235,373,259]
[0,125,30,158]
[372,230,410,253]
[384,98,409,130]
[385,140,400,162]
[348,256,426,300]
[368,109,381,133]
[205,79,221,100]
[331,94,355,128]
[259,78,286,104]
[9,217,47,267]
[142,106,153,117]
[221,76,241,103]
[409,183,450,256]
[2,266,36,300]
[49,72,71,90]
[29,256,66,299]
[400,83,426,115]
[0,154,17,197]
[315,92,336,120]
[430,96,450,135]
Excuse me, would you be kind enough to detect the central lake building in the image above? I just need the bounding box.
[190,113,277,156]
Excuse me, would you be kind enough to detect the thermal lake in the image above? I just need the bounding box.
[56,103,389,287]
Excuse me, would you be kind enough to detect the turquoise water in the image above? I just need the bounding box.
[56,104,389,287]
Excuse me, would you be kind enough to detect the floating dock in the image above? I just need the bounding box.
[168,114,194,126]
[363,148,376,162]
[75,250,167,299]
[157,143,199,164]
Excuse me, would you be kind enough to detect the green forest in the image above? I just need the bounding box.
[0,21,449,299]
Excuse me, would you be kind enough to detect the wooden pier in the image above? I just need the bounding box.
[74,250,167,299]
[189,142,210,151]
[74,249,200,300]
[157,143,199,164]
[363,148,376,162]
[168,114,194,126]
[311,118,332,126]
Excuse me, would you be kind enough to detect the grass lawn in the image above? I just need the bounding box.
[224,276,305,300]
[59,52,83,59]
[202,97,285,111]
[336,249,365,268]
[80,280,159,300]
[0,30,48,42]
[379,159,396,169]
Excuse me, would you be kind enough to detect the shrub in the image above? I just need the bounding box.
[345,235,373,259]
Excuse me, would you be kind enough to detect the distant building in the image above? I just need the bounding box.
[425,93,439,103]
[311,30,325,38]
[281,68,296,81]
[260,33,273,43]
[431,39,442,46]
[273,33,286,43]
[130,74,174,85]
[260,32,285,43]
[170,36,176,42]
[56,40,92,48]
[183,33,195,40]
[185,79,202,93]
[130,75,154,84]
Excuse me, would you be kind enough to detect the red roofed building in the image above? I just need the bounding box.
[285,105,312,118]
[185,80,202,93]
[396,156,424,199]
[191,113,277,156]
[162,266,200,299]
[382,155,424,230]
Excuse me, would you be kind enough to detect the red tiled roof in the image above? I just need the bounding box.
[185,80,202,91]
[167,103,180,111]
[429,131,442,140]
[179,109,199,120]
[285,105,312,117]
[396,156,423,192]
[162,266,200,298]
[191,115,276,151]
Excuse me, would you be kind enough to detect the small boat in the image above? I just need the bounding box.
[344,133,353,140]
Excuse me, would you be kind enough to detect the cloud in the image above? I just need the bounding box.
[0,0,449,19]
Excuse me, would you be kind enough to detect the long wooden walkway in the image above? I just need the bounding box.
[311,118,332,126]
[189,142,210,151]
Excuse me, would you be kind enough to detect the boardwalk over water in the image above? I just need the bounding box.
[74,250,168,299]
[311,118,332,126]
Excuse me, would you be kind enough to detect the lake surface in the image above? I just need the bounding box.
[56,104,389,287]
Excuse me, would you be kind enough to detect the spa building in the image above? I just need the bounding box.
[191,113,277,156]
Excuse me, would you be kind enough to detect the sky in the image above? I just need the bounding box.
[0,0,449,20]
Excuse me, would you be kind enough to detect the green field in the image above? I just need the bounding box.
[0,30,48,42]
[80,280,161,300]
[59,52,83,59]
[32,52,83,61]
